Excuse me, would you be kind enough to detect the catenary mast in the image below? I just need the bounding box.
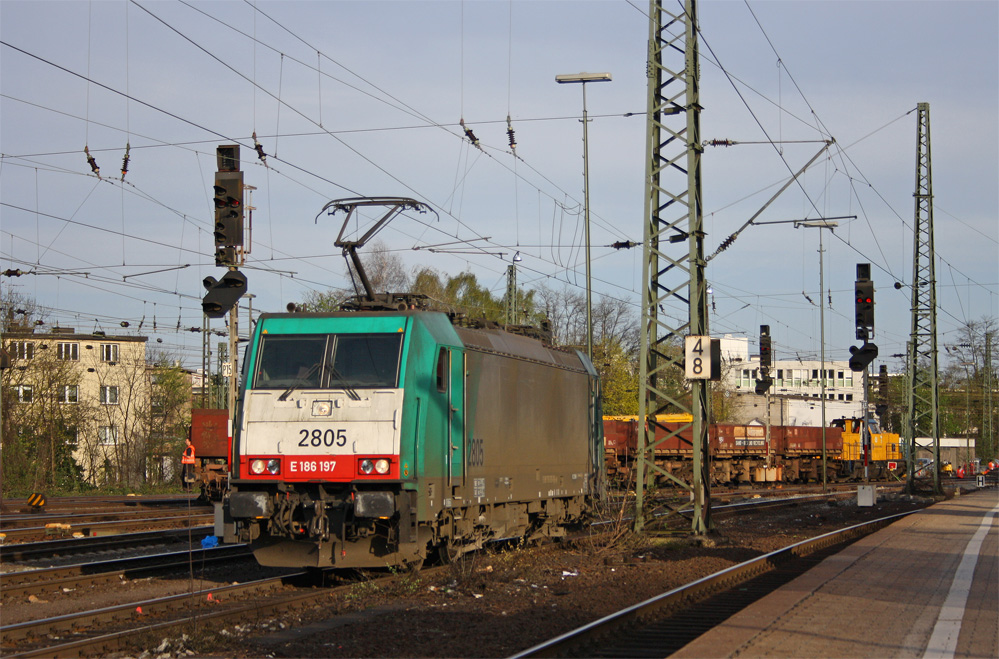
[635,0,711,534]
[906,102,941,494]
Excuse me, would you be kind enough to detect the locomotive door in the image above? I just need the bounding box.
[437,347,465,489]
[447,349,465,487]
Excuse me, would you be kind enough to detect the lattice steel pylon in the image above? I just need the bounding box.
[635,0,712,534]
[906,102,941,494]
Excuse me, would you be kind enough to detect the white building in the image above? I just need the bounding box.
[718,334,867,427]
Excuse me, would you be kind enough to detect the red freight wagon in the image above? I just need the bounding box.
[189,408,231,501]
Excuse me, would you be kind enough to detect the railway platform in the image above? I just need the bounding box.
[673,488,998,659]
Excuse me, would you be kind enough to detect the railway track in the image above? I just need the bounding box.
[1,544,255,600]
[1,566,443,658]
[0,513,213,544]
[512,510,917,658]
[0,526,213,565]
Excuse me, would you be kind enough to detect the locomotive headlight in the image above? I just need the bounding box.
[312,400,332,416]
[250,459,281,475]
[360,458,390,475]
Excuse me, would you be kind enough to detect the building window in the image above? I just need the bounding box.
[100,343,119,363]
[846,394,854,401]
[58,342,79,361]
[60,385,79,404]
[10,341,34,360]
[99,425,118,445]
[64,426,79,446]
[100,385,119,405]
[14,384,33,402]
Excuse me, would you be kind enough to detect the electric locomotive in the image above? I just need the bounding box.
[220,198,603,569]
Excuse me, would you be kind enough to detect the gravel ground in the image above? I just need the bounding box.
[187,491,938,658]
[2,490,941,658]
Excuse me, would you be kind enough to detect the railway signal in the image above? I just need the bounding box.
[214,145,243,267]
[756,324,773,394]
[759,325,772,371]
[849,341,878,372]
[202,270,247,318]
[854,263,874,340]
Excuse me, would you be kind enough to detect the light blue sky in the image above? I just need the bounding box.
[2,1,996,372]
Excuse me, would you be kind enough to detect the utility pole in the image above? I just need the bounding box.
[906,102,941,494]
[636,0,712,535]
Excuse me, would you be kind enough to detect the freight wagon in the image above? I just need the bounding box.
[604,416,902,484]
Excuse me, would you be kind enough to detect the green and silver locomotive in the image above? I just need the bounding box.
[220,199,603,569]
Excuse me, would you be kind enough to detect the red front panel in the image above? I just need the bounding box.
[240,454,400,481]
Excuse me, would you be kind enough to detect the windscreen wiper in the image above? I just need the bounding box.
[278,362,322,401]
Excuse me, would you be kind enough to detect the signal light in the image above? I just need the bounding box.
[849,342,879,372]
[213,171,244,253]
[202,269,247,318]
[855,265,874,341]
[759,325,772,372]
[215,246,237,267]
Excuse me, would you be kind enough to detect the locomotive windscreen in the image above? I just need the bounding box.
[253,333,403,389]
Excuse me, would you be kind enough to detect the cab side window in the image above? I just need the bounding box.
[436,348,448,393]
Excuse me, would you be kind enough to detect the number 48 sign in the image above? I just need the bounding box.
[685,336,722,380]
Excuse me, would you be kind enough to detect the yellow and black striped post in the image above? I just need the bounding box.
[27,492,47,512]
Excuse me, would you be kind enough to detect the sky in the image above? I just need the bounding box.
[2,0,997,375]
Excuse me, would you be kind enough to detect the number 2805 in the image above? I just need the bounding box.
[298,428,347,447]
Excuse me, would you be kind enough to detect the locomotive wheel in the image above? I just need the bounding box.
[403,557,425,573]
[435,540,462,564]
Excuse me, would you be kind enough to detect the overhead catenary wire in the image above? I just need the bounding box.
[1,2,993,363]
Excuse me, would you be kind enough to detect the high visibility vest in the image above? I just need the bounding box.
[182,445,196,465]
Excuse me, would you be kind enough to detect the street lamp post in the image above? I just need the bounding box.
[556,72,611,360]
[796,220,838,490]
[755,217,850,489]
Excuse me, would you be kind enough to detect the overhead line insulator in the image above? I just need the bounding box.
[460,118,481,150]
[84,146,100,177]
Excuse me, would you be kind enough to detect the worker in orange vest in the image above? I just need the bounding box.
[181,437,196,492]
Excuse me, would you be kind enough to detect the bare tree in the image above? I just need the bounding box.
[299,240,411,311]
[943,316,998,459]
